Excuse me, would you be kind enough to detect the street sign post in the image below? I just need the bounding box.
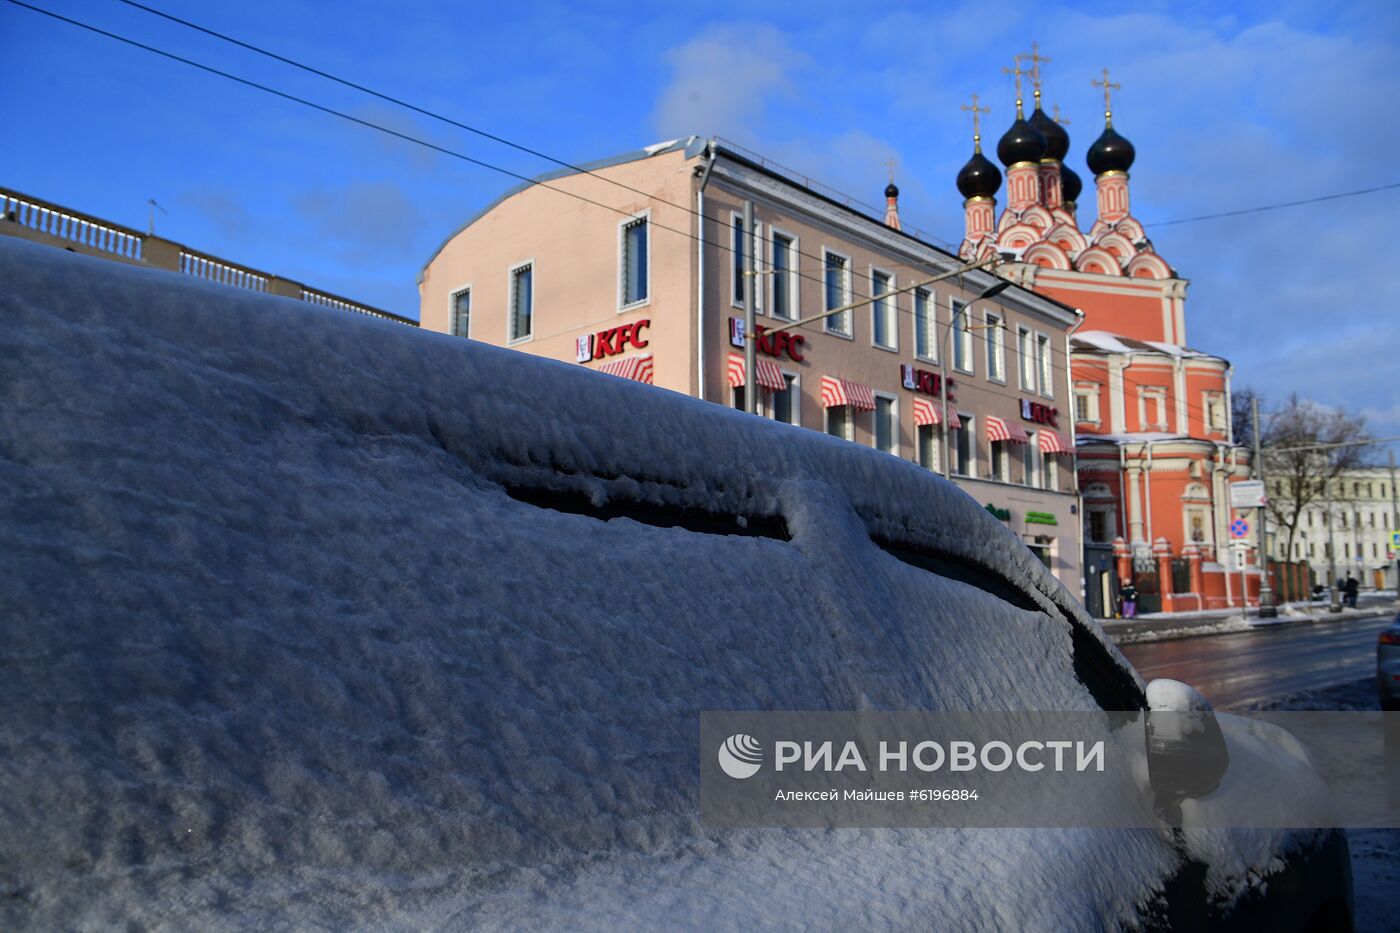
[1229,480,1267,510]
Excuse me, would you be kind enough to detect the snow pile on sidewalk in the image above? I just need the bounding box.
[0,238,1281,928]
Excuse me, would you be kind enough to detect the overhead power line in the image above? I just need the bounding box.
[1150,182,1400,227]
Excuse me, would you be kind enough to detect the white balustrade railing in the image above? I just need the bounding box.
[180,251,269,292]
[2,190,144,260]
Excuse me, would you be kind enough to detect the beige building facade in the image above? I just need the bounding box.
[419,138,1086,587]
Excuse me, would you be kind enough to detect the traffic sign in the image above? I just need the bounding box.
[1229,480,1267,509]
[1229,518,1250,539]
[1391,531,1400,550]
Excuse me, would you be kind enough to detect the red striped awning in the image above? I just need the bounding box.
[1038,429,1071,453]
[820,375,876,411]
[911,396,961,429]
[727,353,786,392]
[986,415,1029,444]
[596,354,654,384]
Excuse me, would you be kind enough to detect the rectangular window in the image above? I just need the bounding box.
[1021,438,1037,486]
[914,288,934,360]
[985,312,1005,382]
[1140,388,1168,430]
[951,300,972,373]
[772,373,797,425]
[509,263,533,341]
[826,405,852,440]
[772,233,797,320]
[991,442,1008,482]
[1036,333,1053,398]
[620,216,648,307]
[871,270,895,350]
[953,415,973,476]
[1041,451,1059,490]
[450,288,470,338]
[1088,510,1111,544]
[874,396,896,454]
[731,385,746,412]
[824,252,851,336]
[917,424,939,471]
[732,215,745,307]
[1018,326,1036,390]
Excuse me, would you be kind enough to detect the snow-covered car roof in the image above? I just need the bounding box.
[0,238,1324,929]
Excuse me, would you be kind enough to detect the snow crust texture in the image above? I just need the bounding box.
[0,239,1295,929]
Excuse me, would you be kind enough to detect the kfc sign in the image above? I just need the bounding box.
[729,318,806,362]
[1020,398,1059,426]
[900,364,955,401]
[578,319,649,362]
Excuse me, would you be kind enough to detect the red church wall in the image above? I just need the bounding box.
[1032,280,1170,343]
[1183,366,1230,441]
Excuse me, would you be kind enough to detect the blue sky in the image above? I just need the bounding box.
[4,0,1399,446]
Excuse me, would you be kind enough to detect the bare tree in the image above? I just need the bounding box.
[1231,386,1258,446]
[1261,393,1372,583]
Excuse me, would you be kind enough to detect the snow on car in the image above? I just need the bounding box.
[0,238,1351,930]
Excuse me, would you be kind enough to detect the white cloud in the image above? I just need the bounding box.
[651,24,808,141]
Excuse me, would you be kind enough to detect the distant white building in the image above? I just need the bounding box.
[1267,466,1399,590]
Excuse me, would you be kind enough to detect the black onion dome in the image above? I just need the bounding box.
[996,115,1046,167]
[885,181,899,199]
[1028,106,1069,162]
[1060,164,1083,204]
[1086,125,1136,175]
[956,149,1002,199]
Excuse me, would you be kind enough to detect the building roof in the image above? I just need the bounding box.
[1071,330,1225,363]
[417,136,1085,327]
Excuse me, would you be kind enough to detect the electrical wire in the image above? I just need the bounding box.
[9,0,1255,434]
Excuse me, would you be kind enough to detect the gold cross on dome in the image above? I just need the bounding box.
[1025,41,1051,102]
[1002,55,1029,113]
[961,93,990,137]
[1052,103,1070,125]
[1091,68,1122,120]
[885,157,897,183]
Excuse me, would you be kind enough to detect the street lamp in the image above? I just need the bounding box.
[940,280,1010,481]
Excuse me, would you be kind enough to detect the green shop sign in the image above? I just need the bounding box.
[985,504,1011,522]
[1025,511,1058,526]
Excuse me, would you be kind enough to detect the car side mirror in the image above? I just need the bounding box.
[1144,679,1229,806]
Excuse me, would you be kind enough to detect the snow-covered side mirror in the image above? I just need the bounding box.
[1143,679,1229,805]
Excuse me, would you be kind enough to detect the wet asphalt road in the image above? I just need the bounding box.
[1120,609,1397,710]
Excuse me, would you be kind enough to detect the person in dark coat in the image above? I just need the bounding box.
[1343,573,1360,608]
[1120,582,1138,619]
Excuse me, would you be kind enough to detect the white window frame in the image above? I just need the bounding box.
[991,440,1009,483]
[1074,383,1101,425]
[870,267,897,352]
[984,310,1005,383]
[914,287,936,363]
[1041,449,1059,491]
[730,212,746,309]
[822,248,853,338]
[1138,386,1168,431]
[1036,331,1053,399]
[953,414,975,477]
[507,259,534,344]
[825,404,853,440]
[916,422,940,472]
[769,227,800,321]
[1021,434,1038,487]
[951,298,973,375]
[617,210,651,312]
[1202,390,1226,434]
[1017,325,1036,391]
[771,371,801,425]
[872,391,898,455]
[448,283,472,339]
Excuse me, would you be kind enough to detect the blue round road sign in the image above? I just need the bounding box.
[1229,518,1249,539]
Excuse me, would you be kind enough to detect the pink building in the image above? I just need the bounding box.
[419,138,1087,587]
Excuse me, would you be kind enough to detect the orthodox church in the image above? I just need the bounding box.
[953,53,1262,613]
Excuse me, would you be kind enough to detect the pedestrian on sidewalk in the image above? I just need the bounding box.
[1120,582,1138,619]
[1343,573,1359,608]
